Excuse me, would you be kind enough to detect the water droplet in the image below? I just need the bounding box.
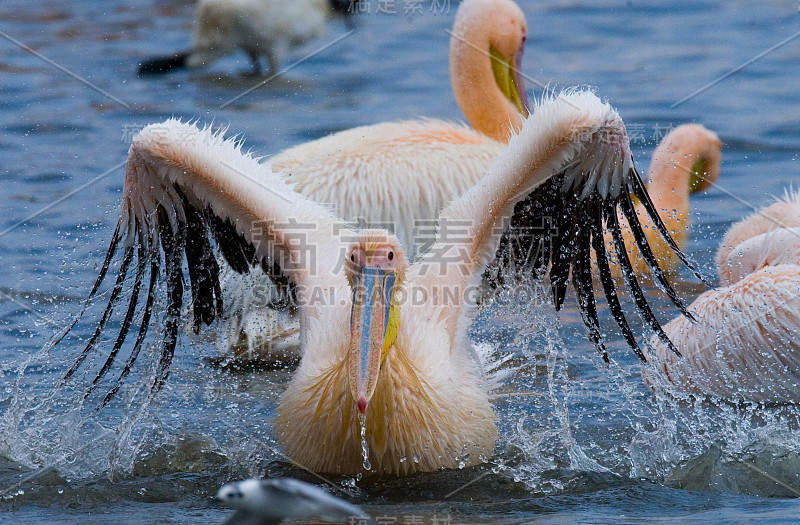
[400,456,407,463]
[479,454,488,463]
[359,413,371,471]
[341,478,356,488]
[412,454,420,464]
[57,488,64,495]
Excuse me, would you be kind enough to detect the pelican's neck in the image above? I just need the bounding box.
[718,227,800,285]
[646,127,721,220]
[449,30,523,143]
[277,343,432,474]
[646,146,696,233]
[275,317,497,475]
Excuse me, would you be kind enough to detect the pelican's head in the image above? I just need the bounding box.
[450,0,529,140]
[652,124,722,194]
[345,230,407,414]
[485,0,529,118]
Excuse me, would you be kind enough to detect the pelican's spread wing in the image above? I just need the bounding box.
[416,90,704,360]
[58,120,347,402]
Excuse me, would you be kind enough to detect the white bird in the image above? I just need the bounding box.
[62,90,696,475]
[138,0,355,75]
[646,190,800,403]
[216,478,374,525]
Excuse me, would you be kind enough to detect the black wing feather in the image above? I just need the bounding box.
[604,197,681,357]
[549,190,579,311]
[47,224,124,352]
[61,182,288,405]
[629,168,710,286]
[100,243,160,408]
[486,176,559,289]
[617,184,695,321]
[588,198,644,361]
[207,211,256,274]
[180,190,223,332]
[154,206,184,394]
[62,242,134,383]
[488,159,699,359]
[571,195,608,362]
[85,234,148,398]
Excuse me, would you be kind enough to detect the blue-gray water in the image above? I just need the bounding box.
[1,0,800,523]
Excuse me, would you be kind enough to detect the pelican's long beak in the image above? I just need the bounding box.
[490,44,530,117]
[349,267,396,414]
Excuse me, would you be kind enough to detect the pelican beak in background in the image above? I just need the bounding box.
[688,156,710,194]
[348,267,397,414]
[490,42,530,117]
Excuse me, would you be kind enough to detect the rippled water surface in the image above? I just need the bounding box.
[1,0,800,523]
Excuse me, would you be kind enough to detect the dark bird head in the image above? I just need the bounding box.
[137,52,190,76]
[329,0,358,16]
[215,483,246,505]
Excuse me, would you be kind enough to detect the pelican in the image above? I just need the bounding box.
[60,90,698,475]
[217,0,530,354]
[646,191,800,403]
[606,124,721,278]
[138,0,355,75]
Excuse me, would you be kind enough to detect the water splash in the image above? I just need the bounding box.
[0,284,287,486]
[455,445,470,469]
[472,275,800,497]
[5,238,800,502]
[358,412,371,471]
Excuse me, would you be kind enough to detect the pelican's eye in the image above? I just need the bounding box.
[350,254,355,262]
[388,251,394,261]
